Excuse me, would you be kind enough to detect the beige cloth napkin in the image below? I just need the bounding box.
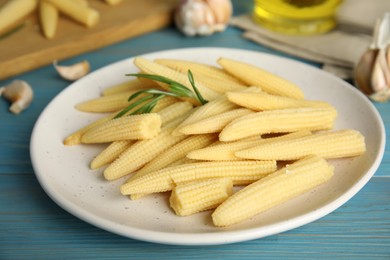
[230,0,390,79]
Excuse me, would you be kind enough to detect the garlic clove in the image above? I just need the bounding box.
[0,80,33,114]
[53,60,90,81]
[354,48,378,95]
[370,49,388,93]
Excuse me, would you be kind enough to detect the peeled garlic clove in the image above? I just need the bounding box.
[174,0,233,36]
[53,60,90,81]
[0,80,33,114]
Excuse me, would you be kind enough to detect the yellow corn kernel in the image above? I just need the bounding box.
[188,131,311,161]
[75,91,138,113]
[219,107,337,142]
[154,58,244,84]
[63,96,176,146]
[103,115,189,181]
[179,108,254,135]
[90,140,134,169]
[134,57,221,104]
[212,155,334,227]
[81,113,161,144]
[130,134,217,181]
[170,178,233,216]
[102,78,160,96]
[172,95,239,136]
[235,129,366,161]
[120,160,277,195]
[218,57,304,99]
[226,91,333,111]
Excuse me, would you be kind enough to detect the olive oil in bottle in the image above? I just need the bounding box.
[253,0,342,35]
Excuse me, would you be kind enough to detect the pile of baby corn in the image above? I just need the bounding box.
[64,56,366,227]
[0,0,122,39]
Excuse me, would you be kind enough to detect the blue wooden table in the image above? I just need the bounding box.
[1,1,389,259]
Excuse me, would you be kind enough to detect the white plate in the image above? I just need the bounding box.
[30,47,385,245]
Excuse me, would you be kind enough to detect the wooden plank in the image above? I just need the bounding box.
[0,0,177,80]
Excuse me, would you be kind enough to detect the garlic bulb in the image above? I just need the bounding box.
[354,13,390,102]
[174,0,233,36]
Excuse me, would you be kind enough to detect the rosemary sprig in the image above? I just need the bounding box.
[114,70,208,118]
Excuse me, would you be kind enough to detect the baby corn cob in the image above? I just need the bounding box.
[89,101,192,169]
[212,155,334,227]
[134,57,221,103]
[81,113,162,144]
[0,0,38,36]
[75,90,138,113]
[235,129,366,161]
[170,178,233,216]
[154,58,243,84]
[130,134,217,181]
[179,108,254,135]
[63,96,176,146]
[188,74,246,93]
[226,91,333,111]
[120,160,277,195]
[155,59,246,93]
[167,156,196,167]
[102,78,160,96]
[219,107,337,142]
[90,140,135,169]
[64,115,113,145]
[173,87,262,135]
[39,0,58,39]
[129,134,218,200]
[172,95,239,136]
[156,101,194,126]
[218,57,304,99]
[45,0,99,28]
[187,131,311,161]
[103,116,189,181]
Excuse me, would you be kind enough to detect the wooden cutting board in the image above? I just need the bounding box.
[0,0,177,80]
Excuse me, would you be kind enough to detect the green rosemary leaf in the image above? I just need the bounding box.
[126,73,178,86]
[168,83,195,98]
[114,94,154,118]
[115,71,208,118]
[188,70,208,105]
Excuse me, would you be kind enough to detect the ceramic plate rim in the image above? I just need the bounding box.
[30,47,386,246]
